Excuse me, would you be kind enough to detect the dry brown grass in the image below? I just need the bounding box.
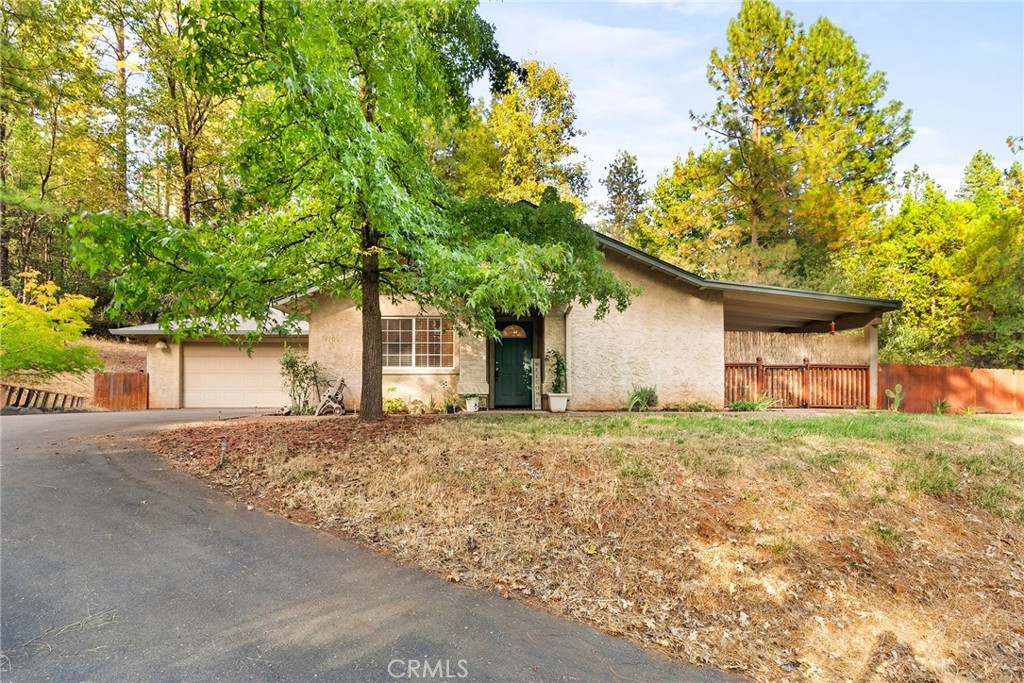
[149,412,1024,683]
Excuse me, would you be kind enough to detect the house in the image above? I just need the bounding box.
[112,233,899,411]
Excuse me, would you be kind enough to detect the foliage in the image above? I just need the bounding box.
[427,60,588,213]
[627,384,658,412]
[643,0,912,285]
[546,349,567,394]
[729,394,780,412]
[842,170,1024,368]
[279,346,328,413]
[932,397,949,416]
[885,384,907,412]
[682,401,716,412]
[383,388,408,415]
[598,150,646,240]
[0,271,103,381]
[69,3,635,422]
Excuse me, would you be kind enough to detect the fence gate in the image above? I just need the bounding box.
[726,358,869,409]
[94,372,149,411]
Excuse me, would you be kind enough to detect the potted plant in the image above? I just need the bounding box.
[544,350,570,413]
[461,393,481,412]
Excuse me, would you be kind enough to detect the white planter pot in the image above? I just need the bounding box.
[546,393,570,413]
[463,396,480,412]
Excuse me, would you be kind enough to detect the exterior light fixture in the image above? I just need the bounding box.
[155,339,169,350]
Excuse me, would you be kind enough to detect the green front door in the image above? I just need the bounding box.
[494,322,533,408]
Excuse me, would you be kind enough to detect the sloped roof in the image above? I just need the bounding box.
[110,308,308,338]
[594,232,900,333]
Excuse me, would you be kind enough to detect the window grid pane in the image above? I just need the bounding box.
[382,318,454,369]
[382,318,413,367]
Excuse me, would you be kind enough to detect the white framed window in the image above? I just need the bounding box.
[382,317,454,369]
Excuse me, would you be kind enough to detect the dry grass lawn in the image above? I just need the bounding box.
[149,412,1024,683]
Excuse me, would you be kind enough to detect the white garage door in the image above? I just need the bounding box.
[182,342,305,408]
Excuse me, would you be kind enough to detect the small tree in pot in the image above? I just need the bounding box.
[545,350,570,412]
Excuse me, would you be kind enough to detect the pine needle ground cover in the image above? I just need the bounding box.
[149,413,1024,682]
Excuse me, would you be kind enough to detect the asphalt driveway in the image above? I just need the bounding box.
[1,410,738,682]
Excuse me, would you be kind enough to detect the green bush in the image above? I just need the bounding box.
[546,349,567,394]
[280,346,329,412]
[627,384,658,412]
[729,394,780,412]
[0,272,103,382]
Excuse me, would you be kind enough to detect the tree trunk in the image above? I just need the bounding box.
[113,9,129,215]
[0,115,9,285]
[359,217,384,421]
[179,145,192,225]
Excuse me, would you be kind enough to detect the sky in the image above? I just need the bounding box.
[473,0,1024,214]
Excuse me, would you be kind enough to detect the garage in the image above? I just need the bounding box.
[110,314,310,409]
[182,342,305,408]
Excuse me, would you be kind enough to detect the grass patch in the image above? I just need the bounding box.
[865,520,905,546]
[618,459,656,482]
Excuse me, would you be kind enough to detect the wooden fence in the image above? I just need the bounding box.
[2,385,86,411]
[94,372,149,411]
[725,358,870,408]
[878,364,1023,414]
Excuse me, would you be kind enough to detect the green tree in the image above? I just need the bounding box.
[0,271,103,381]
[957,150,1004,209]
[656,0,912,285]
[844,166,1024,368]
[598,150,646,241]
[70,1,630,421]
[429,60,588,213]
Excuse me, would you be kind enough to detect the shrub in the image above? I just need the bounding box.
[682,401,716,412]
[932,397,949,415]
[383,387,408,414]
[729,394,779,412]
[546,349,567,394]
[280,346,329,413]
[627,384,658,411]
[0,272,104,382]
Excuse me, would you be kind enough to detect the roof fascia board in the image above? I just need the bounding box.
[594,231,900,311]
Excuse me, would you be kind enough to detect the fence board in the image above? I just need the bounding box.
[725,361,869,408]
[878,364,1023,413]
[93,372,149,411]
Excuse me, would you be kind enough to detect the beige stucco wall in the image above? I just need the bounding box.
[541,305,568,395]
[567,251,725,410]
[725,330,868,365]
[308,295,460,410]
[147,340,181,409]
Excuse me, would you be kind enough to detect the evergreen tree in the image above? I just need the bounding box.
[649,0,912,285]
[599,150,646,241]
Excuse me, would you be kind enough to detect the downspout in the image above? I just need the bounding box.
[564,304,573,394]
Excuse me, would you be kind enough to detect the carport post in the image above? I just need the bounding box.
[867,322,879,409]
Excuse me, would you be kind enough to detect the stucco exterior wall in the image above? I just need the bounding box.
[147,340,181,409]
[541,305,568,395]
[308,295,460,410]
[568,251,725,410]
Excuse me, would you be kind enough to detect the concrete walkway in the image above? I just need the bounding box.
[1,410,739,682]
